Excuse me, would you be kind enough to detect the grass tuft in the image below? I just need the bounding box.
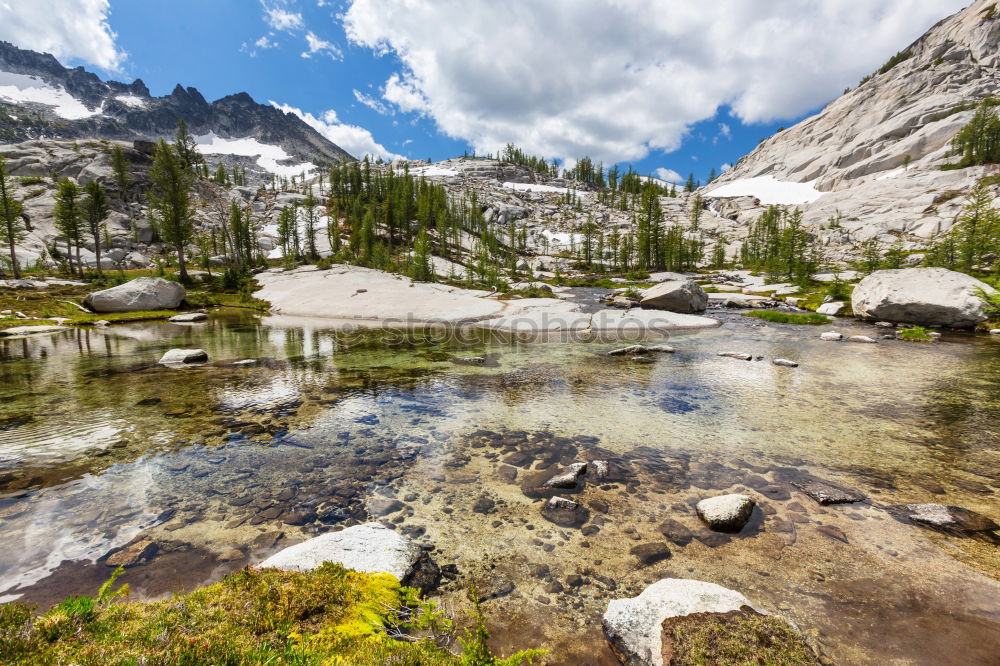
[744,310,831,325]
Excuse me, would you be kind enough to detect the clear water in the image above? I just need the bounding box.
[1,307,999,665]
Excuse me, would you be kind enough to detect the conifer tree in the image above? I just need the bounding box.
[173,119,203,173]
[302,189,319,259]
[82,181,110,276]
[54,178,84,278]
[954,182,1000,271]
[149,139,194,281]
[0,157,24,278]
[684,173,696,193]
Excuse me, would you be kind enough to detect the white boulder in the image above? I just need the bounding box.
[168,312,208,323]
[259,522,422,581]
[602,579,758,666]
[158,349,208,364]
[640,280,708,313]
[851,268,996,328]
[84,277,185,313]
[696,494,754,531]
[820,331,844,341]
[816,301,845,315]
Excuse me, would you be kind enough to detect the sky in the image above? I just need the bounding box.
[0,0,972,184]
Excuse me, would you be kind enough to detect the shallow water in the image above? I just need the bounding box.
[1,305,999,664]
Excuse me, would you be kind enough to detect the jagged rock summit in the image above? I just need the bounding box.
[0,41,353,170]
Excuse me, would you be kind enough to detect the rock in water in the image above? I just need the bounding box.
[696,494,754,532]
[640,280,709,313]
[792,477,866,505]
[820,331,843,341]
[158,349,209,365]
[260,522,422,581]
[894,503,1000,541]
[717,352,752,360]
[772,359,798,367]
[602,578,758,666]
[168,312,208,322]
[816,301,845,315]
[851,268,997,328]
[543,462,588,489]
[84,277,186,313]
[846,335,877,343]
[540,495,590,527]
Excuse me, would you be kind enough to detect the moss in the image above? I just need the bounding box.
[663,608,819,666]
[744,310,831,325]
[0,563,545,665]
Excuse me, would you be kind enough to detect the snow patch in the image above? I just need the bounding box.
[194,132,316,177]
[503,182,578,195]
[876,168,905,181]
[0,71,100,120]
[705,176,824,205]
[114,94,146,108]
[410,165,459,177]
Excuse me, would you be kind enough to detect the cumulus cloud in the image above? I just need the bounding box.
[342,0,968,164]
[653,168,683,184]
[264,5,304,32]
[0,0,124,70]
[270,101,403,161]
[301,31,341,59]
[353,88,388,114]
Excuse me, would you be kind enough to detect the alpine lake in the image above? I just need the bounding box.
[1,297,999,665]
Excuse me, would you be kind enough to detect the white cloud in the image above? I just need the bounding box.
[0,0,124,70]
[721,163,732,173]
[264,5,304,31]
[653,168,682,184]
[353,88,388,114]
[301,31,341,59]
[255,35,279,49]
[718,123,731,140]
[343,0,968,164]
[270,100,403,161]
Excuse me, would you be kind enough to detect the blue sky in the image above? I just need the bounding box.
[2,0,971,184]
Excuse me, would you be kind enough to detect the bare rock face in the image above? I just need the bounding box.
[851,268,996,328]
[640,280,708,313]
[84,277,185,313]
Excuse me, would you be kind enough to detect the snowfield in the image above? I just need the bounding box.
[0,71,100,120]
[194,132,317,177]
[409,165,459,177]
[502,182,577,195]
[114,94,147,108]
[704,175,825,205]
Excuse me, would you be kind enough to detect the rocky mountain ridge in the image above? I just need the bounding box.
[0,41,353,170]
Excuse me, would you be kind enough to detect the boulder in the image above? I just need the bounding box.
[846,335,877,343]
[640,280,708,313]
[602,579,758,666]
[892,503,999,540]
[816,301,845,315]
[0,325,64,337]
[820,331,844,341]
[772,359,798,367]
[84,277,185,313]
[168,312,208,323]
[543,462,588,489]
[260,522,422,581]
[540,495,589,527]
[696,494,754,532]
[792,477,866,505]
[158,349,209,365]
[851,268,997,328]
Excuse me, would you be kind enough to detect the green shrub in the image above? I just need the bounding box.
[745,310,831,325]
[899,325,934,341]
[18,176,45,186]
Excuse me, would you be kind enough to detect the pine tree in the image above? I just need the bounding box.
[149,139,194,281]
[54,178,84,278]
[0,156,24,279]
[82,180,110,275]
[954,182,1000,271]
[951,99,1000,167]
[684,173,696,193]
[689,193,703,231]
[173,119,203,173]
[214,163,228,184]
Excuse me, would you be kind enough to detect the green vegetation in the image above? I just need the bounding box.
[924,183,1000,271]
[738,205,821,284]
[949,98,1000,167]
[0,563,545,665]
[858,49,912,86]
[744,310,831,325]
[663,610,819,666]
[1,156,25,279]
[18,175,45,186]
[899,325,934,341]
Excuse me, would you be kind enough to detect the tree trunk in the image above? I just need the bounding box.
[7,236,20,279]
[94,234,103,277]
[177,242,188,282]
[65,239,74,276]
[75,244,84,280]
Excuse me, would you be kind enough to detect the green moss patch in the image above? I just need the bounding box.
[744,310,831,325]
[0,563,545,665]
[662,608,819,666]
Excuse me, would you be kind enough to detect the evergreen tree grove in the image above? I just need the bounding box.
[0,156,24,279]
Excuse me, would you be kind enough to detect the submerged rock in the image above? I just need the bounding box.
[846,335,877,343]
[84,277,185,313]
[792,477,866,505]
[893,503,1000,541]
[852,268,997,328]
[608,344,677,357]
[602,578,760,666]
[717,352,752,360]
[543,462,588,489]
[540,495,589,527]
[631,542,672,565]
[696,494,754,532]
[260,522,422,581]
[772,359,799,367]
[820,331,844,341]
[158,349,209,365]
[105,538,158,568]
